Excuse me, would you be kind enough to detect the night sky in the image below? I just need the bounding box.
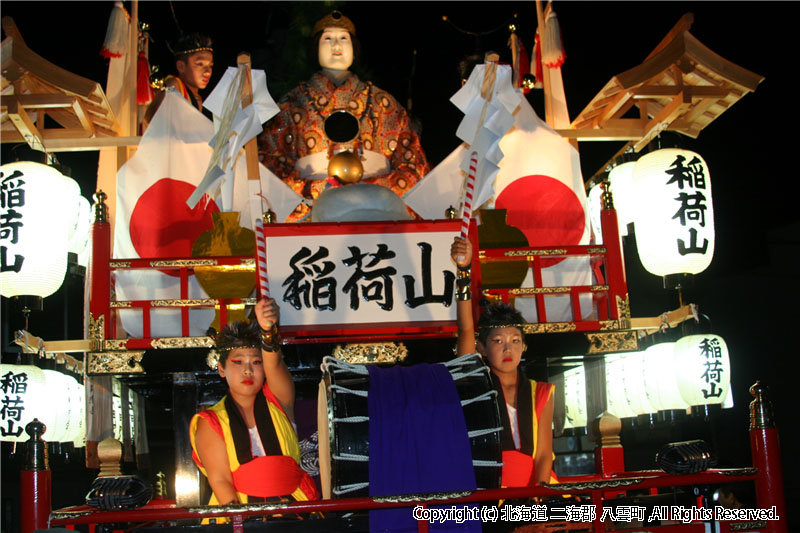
[2,0,797,514]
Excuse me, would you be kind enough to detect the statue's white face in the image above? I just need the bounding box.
[318,27,353,71]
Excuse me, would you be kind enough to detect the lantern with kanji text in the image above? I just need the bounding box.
[631,149,714,279]
[0,364,85,444]
[674,334,731,406]
[0,161,82,299]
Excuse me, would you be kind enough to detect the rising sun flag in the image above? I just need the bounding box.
[405,67,592,322]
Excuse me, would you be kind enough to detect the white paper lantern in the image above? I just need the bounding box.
[674,334,731,406]
[608,160,637,236]
[0,364,47,441]
[588,183,605,244]
[113,394,123,441]
[642,342,690,411]
[72,394,87,447]
[562,365,587,429]
[65,377,86,446]
[632,149,714,277]
[110,388,137,445]
[67,194,92,256]
[69,195,92,268]
[44,370,71,442]
[0,364,84,442]
[604,353,638,418]
[722,387,734,409]
[127,388,136,443]
[42,370,85,443]
[0,162,81,298]
[616,351,656,416]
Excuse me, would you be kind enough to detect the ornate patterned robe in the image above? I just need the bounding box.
[258,71,429,221]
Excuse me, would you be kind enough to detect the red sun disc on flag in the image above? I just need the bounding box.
[495,175,585,267]
[129,178,219,267]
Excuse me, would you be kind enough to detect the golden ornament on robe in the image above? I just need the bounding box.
[327,150,364,184]
[192,212,256,331]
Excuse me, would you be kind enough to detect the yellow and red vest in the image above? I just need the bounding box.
[163,74,207,113]
[164,75,191,101]
[189,384,319,505]
[493,376,559,487]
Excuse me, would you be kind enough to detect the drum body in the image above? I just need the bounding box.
[318,354,503,498]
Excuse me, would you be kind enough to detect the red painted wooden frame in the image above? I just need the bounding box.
[90,219,480,346]
[88,209,626,346]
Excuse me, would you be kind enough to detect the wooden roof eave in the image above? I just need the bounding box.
[1,36,122,143]
[569,13,695,131]
[615,31,763,93]
[2,39,93,98]
[567,11,764,144]
[570,78,631,130]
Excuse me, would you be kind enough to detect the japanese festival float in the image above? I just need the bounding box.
[0,2,791,532]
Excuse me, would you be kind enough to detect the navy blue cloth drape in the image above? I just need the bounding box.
[367,363,481,532]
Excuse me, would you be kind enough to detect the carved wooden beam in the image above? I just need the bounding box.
[4,95,44,150]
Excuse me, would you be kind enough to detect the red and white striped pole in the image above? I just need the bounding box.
[254,218,270,299]
[460,151,479,239]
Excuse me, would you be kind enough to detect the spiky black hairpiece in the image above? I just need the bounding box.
[476,302,526,345]
[169,32,213,58]
[209,320,261,367]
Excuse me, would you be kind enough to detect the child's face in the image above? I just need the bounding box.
[478,326,524,375]
[177,50,213,90]
[218,347,265,396]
